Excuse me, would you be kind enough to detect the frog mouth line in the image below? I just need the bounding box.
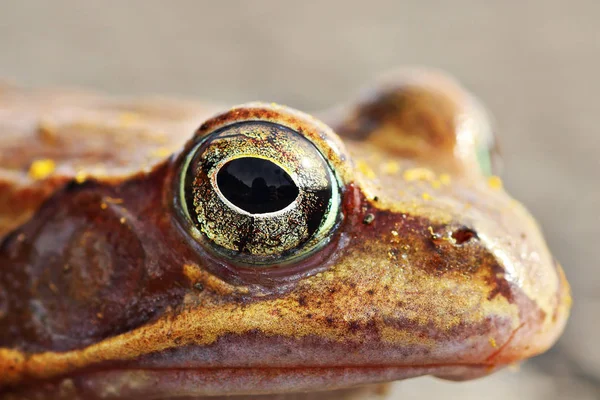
[5,364,498,399]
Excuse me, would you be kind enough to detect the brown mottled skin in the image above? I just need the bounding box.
[0,70,570,399]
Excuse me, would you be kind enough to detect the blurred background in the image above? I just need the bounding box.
[1,1,598,399]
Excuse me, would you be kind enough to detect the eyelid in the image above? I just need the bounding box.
[190,103,354,187]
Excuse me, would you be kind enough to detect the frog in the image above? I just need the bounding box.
[0,69,571,400]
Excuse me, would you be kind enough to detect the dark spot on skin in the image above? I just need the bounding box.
[325,317,334,326]
[348,320,361,334]
[297,296,307,307]
[193,282,204,292]
[363,213,375,224]
[485,267,514,302]
[452,227,478,244]
[306,313,313,319]
[232,295,249,305]
[373,196,379,202]
[366,289,375,296]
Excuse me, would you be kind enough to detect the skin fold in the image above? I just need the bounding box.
[0,69,570,399]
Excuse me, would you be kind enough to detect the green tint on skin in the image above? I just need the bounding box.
[476,145,494,177]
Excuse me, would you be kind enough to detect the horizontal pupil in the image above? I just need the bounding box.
[216,157,299,214]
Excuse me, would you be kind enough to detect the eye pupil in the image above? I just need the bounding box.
[216,157,299,214]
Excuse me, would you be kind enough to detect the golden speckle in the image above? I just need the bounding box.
[104,197,124,204]
[96,312,104,319]
[183,263,203,284]
[357,160,376,179]
[421,192,433,201]
[403,167,435,182]
[119,217,126,224]
[390,230,400,244]
[28,159,56,180]
[565,293,573,308]
[382,161,400,175]
[100,203,108,210]
[488,175,503,190]
[75,170,88,184]
[431,180,442,189]
[427,226,435,236]
[151,147,172,158]
[489,337,497,348]
[439,173,452,185]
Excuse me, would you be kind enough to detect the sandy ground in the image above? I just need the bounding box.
[1,1,598,399]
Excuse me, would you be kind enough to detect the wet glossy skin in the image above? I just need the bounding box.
[0,70,570,399]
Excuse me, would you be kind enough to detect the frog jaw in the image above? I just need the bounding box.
[7,366,496,399]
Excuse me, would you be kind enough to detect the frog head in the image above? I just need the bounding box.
[0,70,570,398]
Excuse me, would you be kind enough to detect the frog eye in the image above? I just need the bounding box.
[177,117,342,266]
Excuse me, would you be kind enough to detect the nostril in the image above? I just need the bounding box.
[452,227,478,244]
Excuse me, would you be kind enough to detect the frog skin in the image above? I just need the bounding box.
[0,69,570,400]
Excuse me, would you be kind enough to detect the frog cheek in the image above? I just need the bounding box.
[321,164,569,365]
[173,104,352,270]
